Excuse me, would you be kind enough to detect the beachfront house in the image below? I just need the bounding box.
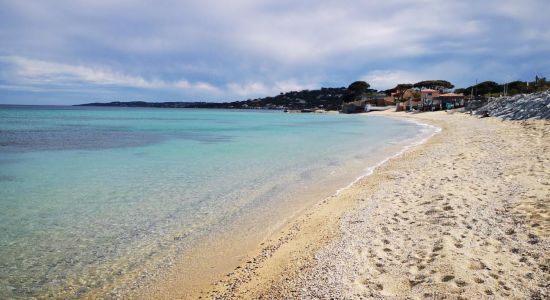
[341,93,392,113]
[420,89,441,106]
[393,88,465,111]
[341,100,365,113]
[366,93,388,106]
[393,89,421,111]
[433,93,465,110]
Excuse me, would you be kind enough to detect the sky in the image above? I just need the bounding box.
[0,0,549,105]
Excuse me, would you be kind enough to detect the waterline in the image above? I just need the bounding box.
[0,107,430,298]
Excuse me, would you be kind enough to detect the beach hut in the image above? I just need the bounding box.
[434,93,465,109]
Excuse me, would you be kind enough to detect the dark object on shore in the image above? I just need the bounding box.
[473,90,550,120]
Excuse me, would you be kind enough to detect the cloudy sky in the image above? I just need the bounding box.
[1,0,549,105]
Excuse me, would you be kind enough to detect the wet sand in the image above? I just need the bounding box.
[207,111,549,299]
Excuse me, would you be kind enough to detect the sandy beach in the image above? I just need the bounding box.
[4,2,550,299]
[204,111,549,299]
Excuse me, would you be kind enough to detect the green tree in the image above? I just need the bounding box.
[393,83,413,103]
[348,81,371,93]
[413,80,454,92]
[344,81,371,102]
[507,81,530,95]
[475,81,499,95]
[454,88,467,94]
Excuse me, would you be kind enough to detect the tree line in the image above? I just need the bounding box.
[455,77,549,97]
[81,76,548,110]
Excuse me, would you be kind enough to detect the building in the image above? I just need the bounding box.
[394,89,466,111]
[365,93,388,106]
[392,89,421,111]
[420,89,441,105]
[433,93,465,109]
[341,100,365,113]
[341,93,393,114]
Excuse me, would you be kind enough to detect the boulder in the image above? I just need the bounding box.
[473,90,550,120]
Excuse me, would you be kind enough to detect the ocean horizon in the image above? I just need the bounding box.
[0,106,434,298]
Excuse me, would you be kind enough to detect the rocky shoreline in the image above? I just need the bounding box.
[474,90,550,120]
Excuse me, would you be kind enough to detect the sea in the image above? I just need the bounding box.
[0,106,435,298]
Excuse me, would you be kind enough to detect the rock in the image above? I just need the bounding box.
[473,90,550,120]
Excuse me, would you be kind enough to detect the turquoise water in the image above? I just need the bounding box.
[0,106,427,298]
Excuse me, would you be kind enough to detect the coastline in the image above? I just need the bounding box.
[334,116,441,196]
[200,112,444,299]
[205,110,549,298]
[106,113,433,299]
[106,112,432,299]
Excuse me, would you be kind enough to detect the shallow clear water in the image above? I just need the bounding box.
[0,106,427,298]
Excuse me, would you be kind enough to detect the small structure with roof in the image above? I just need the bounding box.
[433,93,465,110]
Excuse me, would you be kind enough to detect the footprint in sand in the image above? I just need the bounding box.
[455,279,467,287]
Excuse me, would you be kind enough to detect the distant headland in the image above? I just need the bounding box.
[77,77,549,112]
[77,101,209,109]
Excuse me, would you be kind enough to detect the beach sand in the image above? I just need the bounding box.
[205,111,549,299]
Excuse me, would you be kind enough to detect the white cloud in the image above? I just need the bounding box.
[0,56,219,93]
[362,62,475,90]
[1,56,319,100]
[173,79,218,92]
[361,70,422,90]
[1,0,549,103]
[226,82,269,96]
[226,80,317,98]
[273,80,316,93]
[5,0,539,64]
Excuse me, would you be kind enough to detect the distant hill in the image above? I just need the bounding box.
[77,101,208,108]
[77,87,353,110]
[196,87,352,110]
